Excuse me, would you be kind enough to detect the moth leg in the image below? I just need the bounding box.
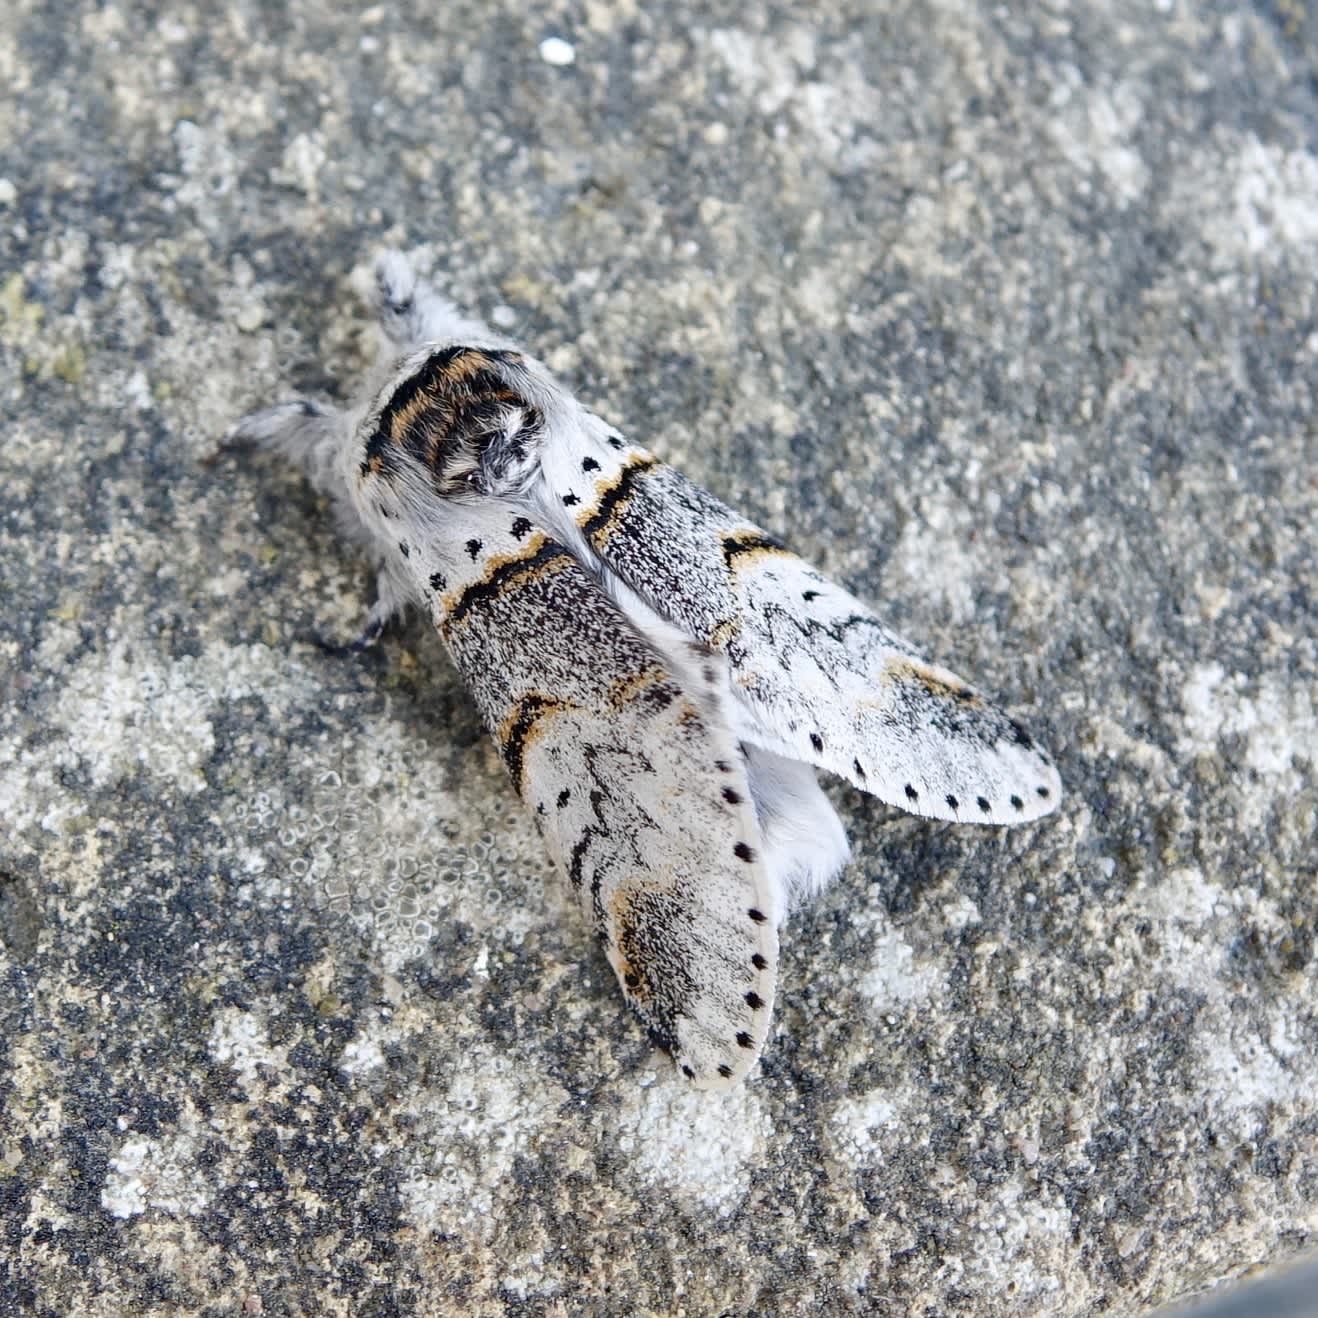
[223,399,334,451]
[206,400,326,467]
[313,567,410,657]
[371,251,494,349]
[217,400,347,499]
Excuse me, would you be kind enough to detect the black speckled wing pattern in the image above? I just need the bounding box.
[399,501,778,1090]
[539,421,1062,825]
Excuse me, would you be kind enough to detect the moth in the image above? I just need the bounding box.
[229,252,1061,1090]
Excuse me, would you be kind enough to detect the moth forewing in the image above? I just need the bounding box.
[369,476,779,1089]
[529,413,1063,825]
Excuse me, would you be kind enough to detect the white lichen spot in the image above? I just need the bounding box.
[828,1087,903,1161]
[1145,866,1222,928]
[702,26,878,170]
[858,929,943,1011]
[1131,865,1230,996]
[49,639,283,798]
[1125,865,1317,1133]
[101,1130,210,1219]
[124,369,153,411]
[891,503,985,626]
[1048,80,1149,205]
[273,133,327,199]
[173,120,239,233]
[619,1076,772,1214]
[1179,662,1314,781]
[340,1031,386,1077]
[941,894,982,932]
[1199,1010,1310,1124]
[1173,134,1318,268]
[53,644,217,794]
[965,1176,1072,1301]
[209,1007,287,1091]
[1228,138,1318,257]
[706,26,816,117]
[399,1055,566,1237]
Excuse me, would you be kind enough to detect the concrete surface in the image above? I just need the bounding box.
[1,1,1315,1313]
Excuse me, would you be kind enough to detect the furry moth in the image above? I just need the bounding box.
[229,251,1062,1090]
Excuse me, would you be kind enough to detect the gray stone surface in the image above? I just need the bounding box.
[1,0,1315,1313]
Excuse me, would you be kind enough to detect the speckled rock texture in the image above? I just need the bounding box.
[2,1,1315,1314]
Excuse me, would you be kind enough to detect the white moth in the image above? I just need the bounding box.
[229,251,1062,1090]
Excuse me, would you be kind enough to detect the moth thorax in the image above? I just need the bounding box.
[366,345,545,497]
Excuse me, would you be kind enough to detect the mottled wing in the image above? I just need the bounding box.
[537,421,1061,824]
[401,502,778,1088]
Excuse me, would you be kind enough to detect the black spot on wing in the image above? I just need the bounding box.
[567,835,590,890]
[465,538,483,560]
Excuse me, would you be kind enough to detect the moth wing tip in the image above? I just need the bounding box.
[678,1048,760,1093]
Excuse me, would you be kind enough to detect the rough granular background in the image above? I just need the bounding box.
[2,1,1315,1314]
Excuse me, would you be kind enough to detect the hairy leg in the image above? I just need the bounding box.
[371,251,502,351]
[223,399,347,500]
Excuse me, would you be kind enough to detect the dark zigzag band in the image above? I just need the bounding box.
[720,530,789,570]
[499,691,575,791]
[580,453,662,542]
[443,540,573,629]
